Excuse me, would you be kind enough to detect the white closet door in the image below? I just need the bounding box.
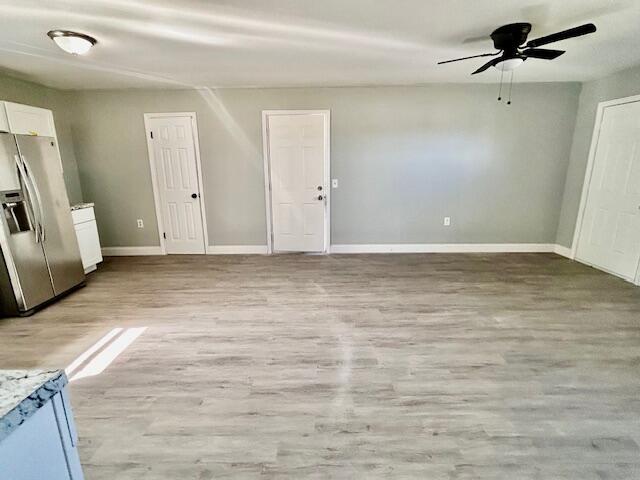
[576,101,640,281]
[149,116,206,254]
[268,114,327,253]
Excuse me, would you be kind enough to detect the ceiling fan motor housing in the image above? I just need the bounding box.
[491,23,532,54]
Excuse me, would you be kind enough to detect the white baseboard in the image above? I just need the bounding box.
[553,244,573,259]
[207,245,268,255]
[553,245,573,260]
[101,246,164,256]
[102,245,269,256]
[330,243,557,254]
[102,243,573,257]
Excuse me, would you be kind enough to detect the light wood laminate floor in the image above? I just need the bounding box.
[1,253,639,479]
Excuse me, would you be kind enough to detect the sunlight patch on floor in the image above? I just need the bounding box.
[67,327,146,382]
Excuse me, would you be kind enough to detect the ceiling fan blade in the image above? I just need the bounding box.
[471,57,502,75]
[437,52,499,65]
[525,23,596,48]
[521,48,565,60]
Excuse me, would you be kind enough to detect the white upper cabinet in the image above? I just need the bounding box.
[0,101,56,137]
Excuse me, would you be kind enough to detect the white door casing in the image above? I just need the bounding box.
[263,111,330,253]
[575,100,640,282]
[145,114,207,254]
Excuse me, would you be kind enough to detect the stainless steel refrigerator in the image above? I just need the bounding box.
[0,132,85,317]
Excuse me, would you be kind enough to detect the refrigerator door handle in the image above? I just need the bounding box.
[13,154,41,243]
[20,155,46,243]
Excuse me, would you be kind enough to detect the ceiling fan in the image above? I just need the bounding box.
[438,22,597,75]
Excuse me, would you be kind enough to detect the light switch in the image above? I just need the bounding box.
[443,217,451,226]
[332,179,339,189]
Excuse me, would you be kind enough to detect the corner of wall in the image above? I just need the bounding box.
[553,81,584,249]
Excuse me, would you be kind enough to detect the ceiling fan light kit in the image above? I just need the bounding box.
[438,22,596,104]
[496,58,524,72]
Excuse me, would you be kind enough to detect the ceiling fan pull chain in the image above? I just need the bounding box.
[507,71,514,105]
[497,68,504,101]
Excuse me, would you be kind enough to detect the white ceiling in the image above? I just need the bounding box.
[1,0,640,90]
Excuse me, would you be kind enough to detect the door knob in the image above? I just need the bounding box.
[317,185,323,191]
[191,193,198,199]
[317,195,324,201]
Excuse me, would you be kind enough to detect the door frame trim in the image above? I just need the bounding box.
[143,112,209,255]
[570,93,640,286]
[261,110,331,254]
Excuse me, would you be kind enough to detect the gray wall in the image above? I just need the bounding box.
[68,84,580,248]
[556,65,640,247]
[0,74,83,204]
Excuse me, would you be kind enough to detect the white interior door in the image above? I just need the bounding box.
[149,116,206,254]
[576,101,640,281]
[267,113,327,252]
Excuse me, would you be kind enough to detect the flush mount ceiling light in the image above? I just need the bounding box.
[47,30,97,55]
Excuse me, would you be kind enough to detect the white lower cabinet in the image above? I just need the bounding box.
[71,206,102,273]
[0,387,84,480]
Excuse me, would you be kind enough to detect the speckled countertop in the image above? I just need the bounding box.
[70,202,94,211]
[0,370,67,443]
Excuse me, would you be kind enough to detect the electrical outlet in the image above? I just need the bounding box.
[332,179,339,188]
[443,217,451,226]
[137,219,144,228]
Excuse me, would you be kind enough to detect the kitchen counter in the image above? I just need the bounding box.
[70,202,94,211]
[0,369,67,443]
